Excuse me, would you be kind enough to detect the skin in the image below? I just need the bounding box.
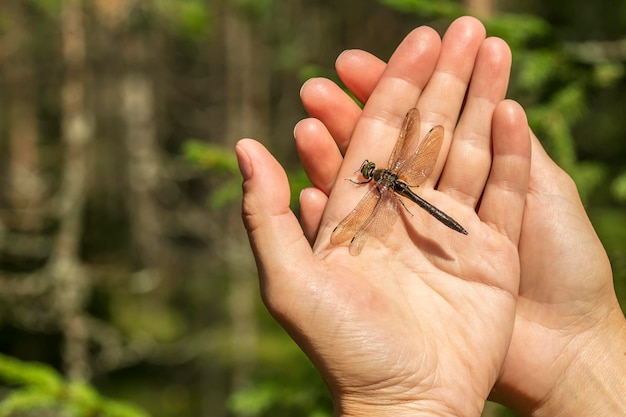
[295,17,626,417]
[238,17,531,417]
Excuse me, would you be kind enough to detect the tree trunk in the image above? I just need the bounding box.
[122,71,162,273]
[222,1,270,393]
[3,0,45,234]
[463,0,495,18]
[51,0,93,381]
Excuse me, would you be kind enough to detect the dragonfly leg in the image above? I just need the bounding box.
[397,196,413,217]
[346,178,372,185]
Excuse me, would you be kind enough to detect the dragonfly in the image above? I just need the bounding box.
[330,108,468,256]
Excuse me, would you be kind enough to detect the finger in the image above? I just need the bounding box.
[416,16,487,187]
[341,26,441,172]
[299,186,328,244]
[440,37,512,205]
[300,50,386,157]
[294,118,343,195]
[322,26,442,232]
[359,25,440,125]
[335,49,386,105]
[477,100,531,243]
[300,78,363,152]
[236,139,317,295]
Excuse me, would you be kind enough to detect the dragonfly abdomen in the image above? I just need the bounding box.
[393,181,468,235]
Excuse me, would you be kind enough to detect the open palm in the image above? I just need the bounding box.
[238,17,531,417]
[293,16,625,417]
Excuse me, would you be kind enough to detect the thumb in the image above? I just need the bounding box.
[235,139,317,308]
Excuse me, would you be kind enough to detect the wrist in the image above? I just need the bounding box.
[335,404,482,417]
[334,390,486,417]
[532,307,626,417]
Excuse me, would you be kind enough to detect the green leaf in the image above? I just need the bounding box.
[611,170,626,203]
[0,353,63,393]
[66,382,100,413]
[228,383,277,416]
[570,161,605,204]
[155,0,213,38]
[183,141,240,174]
[208,177,241,209]
[232,0,274,19]
[379,0,464,18]
[30,0,62,16]
[592,62,625,88]
[517,50,561,91]
[176,0,212,38]
[99,398,152,417]
[0,354,152,417]
[484,13,550,47]
[0,388,59,417]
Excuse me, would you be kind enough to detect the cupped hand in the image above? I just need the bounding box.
[297,16,626,417]
[238,16,531,417]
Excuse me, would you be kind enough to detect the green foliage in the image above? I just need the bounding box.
[493,402,519,417]
[0,353,150,417]
[231,0,274,19]
[484,13,550,49]
[227,318,332,417]
[183,141,242,209]
[228,379,330,417]
[0,354,63,392]
[297,64,335,84]
[175,1,213,38]
[183,140,311,210]
[286,168,313,211]
[30,0,62,16]
[526,84,584,164]
[0,388,59,417]
[515,49,563,91]
[184,140,240,174]
[611,170,626,203]
[110,293,187,342]
[379,0,464,19]
[592,62,625,88]
[155,0,213,39]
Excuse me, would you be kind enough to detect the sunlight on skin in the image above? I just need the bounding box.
[238,16,537,417]
[294,17,626,417]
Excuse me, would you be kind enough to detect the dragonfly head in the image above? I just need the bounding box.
[359,160,376,180]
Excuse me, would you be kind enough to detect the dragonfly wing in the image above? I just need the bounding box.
[330,188,381,247]
[388,108,421,172]
[396,125,443,187]
[349,187,399,255]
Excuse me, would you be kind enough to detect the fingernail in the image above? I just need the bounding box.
[293,119,303,139]
[299,78,311,97]
[235,141,253,181]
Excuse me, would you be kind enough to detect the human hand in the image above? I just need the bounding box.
[297,17,626,417]
[238,16,531,417]
[491,132,626,416]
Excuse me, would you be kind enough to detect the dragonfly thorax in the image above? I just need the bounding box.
[372,168,399,187]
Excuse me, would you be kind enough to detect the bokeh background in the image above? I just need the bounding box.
[0,0,625,416]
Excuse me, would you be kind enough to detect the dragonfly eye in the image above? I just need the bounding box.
[360,161,375,179]
[358,160,368,176]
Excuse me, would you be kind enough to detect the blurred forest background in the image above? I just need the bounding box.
[0,0,625,416]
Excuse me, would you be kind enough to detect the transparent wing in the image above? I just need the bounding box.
[388,108,421,172]
[348,188,399,255]
[330,186,399,255]
[396,125,443,187]
[330,188,380,247]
